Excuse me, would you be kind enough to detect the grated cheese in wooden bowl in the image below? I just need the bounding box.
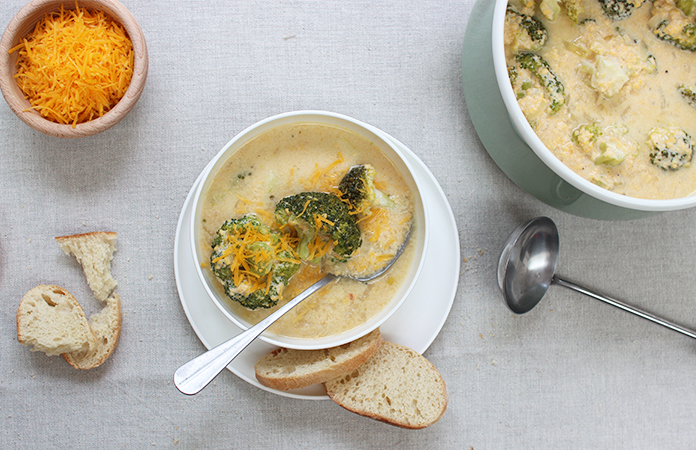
[9,4,134,128]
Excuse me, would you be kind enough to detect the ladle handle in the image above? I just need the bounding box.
[553,276,696,340]
[174,274,336,395]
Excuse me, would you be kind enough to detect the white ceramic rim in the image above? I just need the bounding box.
[491,0,696,212]
[188,110,429,350]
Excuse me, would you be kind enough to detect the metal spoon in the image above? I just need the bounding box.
[174,229,412,395]
[497,216,696,339]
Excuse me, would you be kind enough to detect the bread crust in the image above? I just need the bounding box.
[62,294,122,370]
[255,329,383,391]
[54,231,117,242]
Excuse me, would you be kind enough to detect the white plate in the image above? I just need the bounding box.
[174,133,460,400]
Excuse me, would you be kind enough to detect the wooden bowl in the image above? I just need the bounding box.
[0,0,148,138]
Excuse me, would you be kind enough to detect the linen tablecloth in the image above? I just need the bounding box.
[2,1,695,448]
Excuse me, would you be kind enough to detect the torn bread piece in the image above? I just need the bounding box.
[63,294,122,370]
[55,231,117,302]
[57,230,122,369]
[16,285,96,356]
[324,341,448,429]
[254,329,383,391]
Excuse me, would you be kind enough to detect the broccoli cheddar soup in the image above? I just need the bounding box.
[505,0,696,199]
[198,122,416,340]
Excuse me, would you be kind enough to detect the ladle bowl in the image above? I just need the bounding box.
[498,217,696,339]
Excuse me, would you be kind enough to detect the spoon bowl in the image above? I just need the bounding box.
[498,217,696,339]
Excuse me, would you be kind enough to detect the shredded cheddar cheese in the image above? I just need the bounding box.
[214,224,299,295]
[306,234,333,260]
[373,179,388,191]
[302,153,345,191]
[9,4,134,127]
[234,196,272,221]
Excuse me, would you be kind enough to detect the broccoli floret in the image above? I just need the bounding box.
[572,123,602,147]
[677,0,696,16]
[679,84,696,107]
[562,0,584,22]
[338,164,395,214]
[540,0,583,21]
[508,64,519,86]
[540,0,562,20]
[505,7,548,54]
[648,127,695,170]
[598,0,645,20]
[653,21,696,51]
[573,123,635,166]
[210,215,300,310]
[515,52,566,113]
[650,0,696,51]
[275,192,362,263]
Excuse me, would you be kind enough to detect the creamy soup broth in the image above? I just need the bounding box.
[505,0,696,199]
[198,123,415,339]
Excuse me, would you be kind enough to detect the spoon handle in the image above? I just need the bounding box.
[174,274,337,395]
[553,276,696,340]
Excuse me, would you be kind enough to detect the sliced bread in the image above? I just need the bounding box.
[16,285,96,356]
[324,341,448,429]
[55,231,117,302]
[255,329,383,391]
[63,294,122,370]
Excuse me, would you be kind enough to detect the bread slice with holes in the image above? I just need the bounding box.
[55,231,117,302]
[324,341,448,429]
[254,329,383,391]
[62,294,122,370]
[16,285,96,356]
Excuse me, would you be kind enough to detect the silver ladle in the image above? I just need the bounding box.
[175,229,411,395]
[497,216,696,339]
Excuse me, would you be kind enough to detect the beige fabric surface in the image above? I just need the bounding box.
[2,0,695,448]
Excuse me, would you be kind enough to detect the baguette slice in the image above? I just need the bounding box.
[324,341,448,429]
[63,294,122,370]
[16,285,96,356]
[255,329,383,391]
[55,231,117,302]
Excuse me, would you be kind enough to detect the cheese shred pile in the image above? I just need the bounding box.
[9,4,134,127]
